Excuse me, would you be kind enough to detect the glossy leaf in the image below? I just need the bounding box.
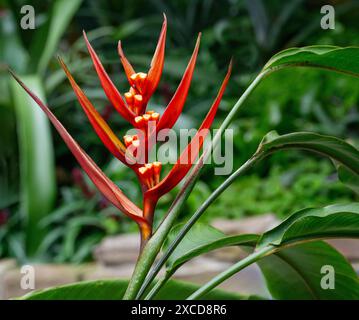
[256,131,359,176]
[187,202,359,300]
[21,279,249,300]
[263,46,359,77]
[258,203,359,249]
[165,223,258,274]
[258,241,359,299]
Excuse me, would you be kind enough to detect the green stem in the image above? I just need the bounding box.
[123,166,201,299]
[136,71,269,299]
[212,70,269,148]
[144,273,172,300]
[137,155,262,298]
[124,70,269,300]
[187,245,275,300]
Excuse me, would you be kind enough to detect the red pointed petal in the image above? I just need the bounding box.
[145,14,167,98]
[83,31,135,124]
[156,33,201,132]
[118,40,136,84]
[9,70,144,222]
[59,58,132,165]
[148,61,232,198]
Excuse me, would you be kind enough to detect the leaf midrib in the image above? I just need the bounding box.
[272,251,319,299]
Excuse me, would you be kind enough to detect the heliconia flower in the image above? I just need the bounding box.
[116,31,201,162]
[84,14,201,136]
[75,16,201,180]
[9,16,232,245]
[81,15,166,126]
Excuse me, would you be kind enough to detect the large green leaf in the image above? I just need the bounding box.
[22,279,249,300]
[10,75,56,256]
[165,223,258,275]
[258,241,359,300]
[258,203,359,249]
[263,46,359,77]
[0,104,19,208]
[256,131,359,176]
[186,202,359,300]
[0,9,28,74]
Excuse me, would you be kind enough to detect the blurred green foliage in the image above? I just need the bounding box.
[0,0,358,263]
[203,158,354,220]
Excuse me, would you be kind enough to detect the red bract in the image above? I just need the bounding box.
[118,14,167,110]
[9,70,145,223]
[9,16,232,246]
[144,60,232,219]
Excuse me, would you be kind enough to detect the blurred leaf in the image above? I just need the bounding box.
[39,200,90,227]
[7,233,26,263]
[10,75,56,257]
[337,165,359,195]
[0,10,28,73]
[0,104,19,208]
[268,0,303,49]
[113,18,146,39]
[245,0,269,48]
[36,226,64,258]
[62,216,102,260]
[30,0,83,74]
[71,233,103,263]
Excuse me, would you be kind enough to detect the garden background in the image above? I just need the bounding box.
[0,0,358,281]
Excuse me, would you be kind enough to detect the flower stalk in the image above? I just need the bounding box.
[187,245,275,300]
